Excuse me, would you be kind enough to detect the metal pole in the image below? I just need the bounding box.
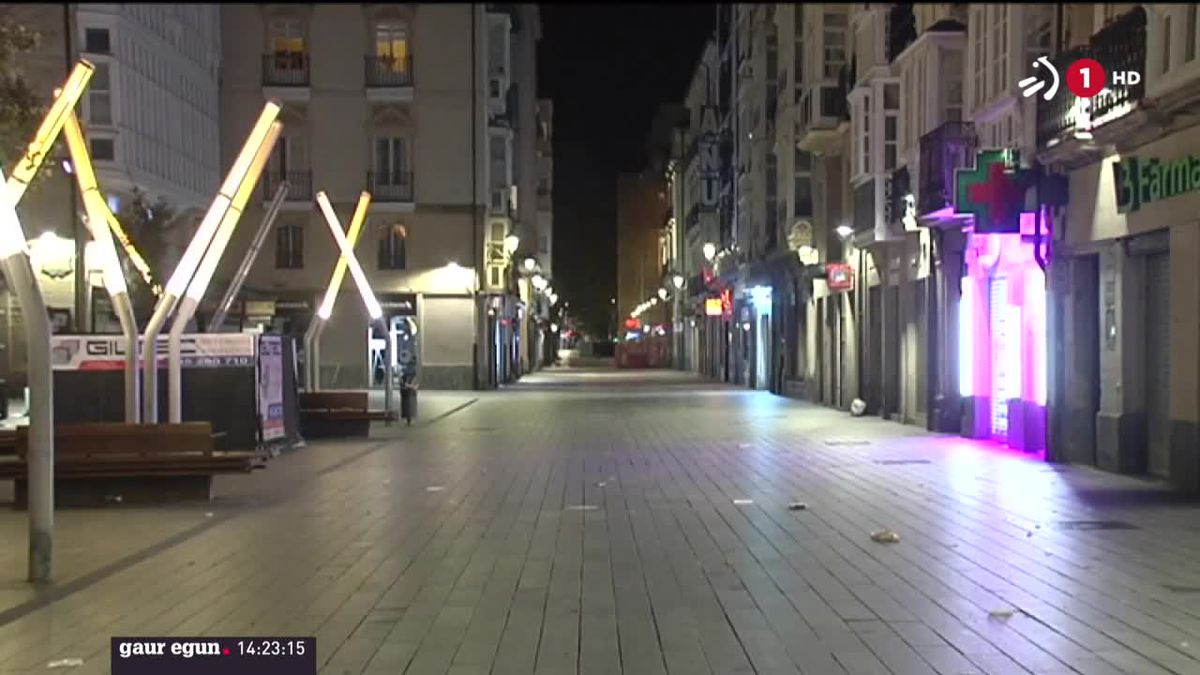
[166,296,198,422]
[209,182,289,332]
[142,295,176,422]
[302,316,322,390]
[0,257,54,581]
[111,292,139,422]
[377,317,393,423]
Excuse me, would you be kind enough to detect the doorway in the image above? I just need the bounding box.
[1146,253,1171,477]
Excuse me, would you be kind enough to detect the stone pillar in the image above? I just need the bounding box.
[931,229,964,433]
[1170,225,1200,491]
[1095,242,1147,474]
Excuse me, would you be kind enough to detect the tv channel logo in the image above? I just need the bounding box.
[1020,56,1142,100]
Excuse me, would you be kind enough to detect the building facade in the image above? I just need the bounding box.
[216,3,544,391]
[654,2,1200,492]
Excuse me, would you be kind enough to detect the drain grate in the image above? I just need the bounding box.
[1055,520,1139,531]
[1161,584,1200,594]
[874,459,932,466]
[825,441,871,447]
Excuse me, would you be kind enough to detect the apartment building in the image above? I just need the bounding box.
[216,4,541,391]
[1040,4,1200,490]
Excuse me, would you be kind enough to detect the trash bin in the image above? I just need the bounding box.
[400,384,418,426]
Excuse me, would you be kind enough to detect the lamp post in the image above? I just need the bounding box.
[167,121,282,423]
[142,101,281,422]
[3,61,95,582]
[315,192,392,417]
[62,113,140,422]
[304,191,371,391]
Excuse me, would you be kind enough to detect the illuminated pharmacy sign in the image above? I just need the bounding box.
[1112,154,1200,213]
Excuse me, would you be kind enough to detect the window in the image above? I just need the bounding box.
[1025,5,1053,62]
[823,11,847,78]
[375,21,409,73]
[944,48,964,122]
[1163,15,1173,75]
[269,17,304,54]
[883,82,899,171]
[794,148,813,217]
[270,135,307,175]
[989,6,1007,100]
[1188,6,1198,63]
[374,136,411,186]
[84,28,111,54]
[275,222,303,269]
[377,223,407,270]
[91,137,115,161]
[855,92,871,176]
[88,62,112,125]
[971,8,985,110]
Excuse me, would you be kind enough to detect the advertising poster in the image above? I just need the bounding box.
[258,336,285,442]
[51,334,256,371]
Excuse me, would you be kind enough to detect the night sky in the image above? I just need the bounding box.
[538,4,713,336]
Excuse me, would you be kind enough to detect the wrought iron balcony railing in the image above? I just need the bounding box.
[261,170,312,202]
[1036,6,1146,148]
[262,52,309,87]
[917,121,977,215]
[368,171,414,202]
[365,55,414,87]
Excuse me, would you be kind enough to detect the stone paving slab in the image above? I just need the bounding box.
[0,369,1197,674]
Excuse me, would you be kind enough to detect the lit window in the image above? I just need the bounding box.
[269,17,304,54]
[377,222,407,270]
[374,21,409,73]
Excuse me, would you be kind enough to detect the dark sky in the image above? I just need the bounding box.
[538,4,713,335]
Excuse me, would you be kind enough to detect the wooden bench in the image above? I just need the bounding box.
[299,391,394,438]
[0,422,264,507]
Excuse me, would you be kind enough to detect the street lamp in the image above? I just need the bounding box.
[657,287,668,301]
[672,274,685,290]
[836,225,854,239]
[522,257,536,272]
[702,242,716,261]
[503,233,520,255]
[531,274,547,291]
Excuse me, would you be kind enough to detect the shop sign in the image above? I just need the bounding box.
[955,149,1034,233]
[51,334,256,371]
[1113,153,1200,213]
[380,292,418,315]
[704,298,723,316]
[720,288,733,317]
[826,263,854,291]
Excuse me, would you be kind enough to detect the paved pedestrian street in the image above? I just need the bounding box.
[2,366,1200,674]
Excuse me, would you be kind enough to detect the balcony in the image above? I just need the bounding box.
[917,121,977,218]
[796,81,849,154]
[365,55,414,102]
[262,53,310,101]
[368,171,414,207]
[1036,7,1146,163]
[261,170,312,205]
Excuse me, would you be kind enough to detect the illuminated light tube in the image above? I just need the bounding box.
[316,192,372,320]
[316,192,383,320]
[182,121,282,302]
[958,276,974,397]
[5,61,94,204]
[162,101,281,298]
[0,169,26,259]
[61,114,127,296]
[104,211,159,293]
